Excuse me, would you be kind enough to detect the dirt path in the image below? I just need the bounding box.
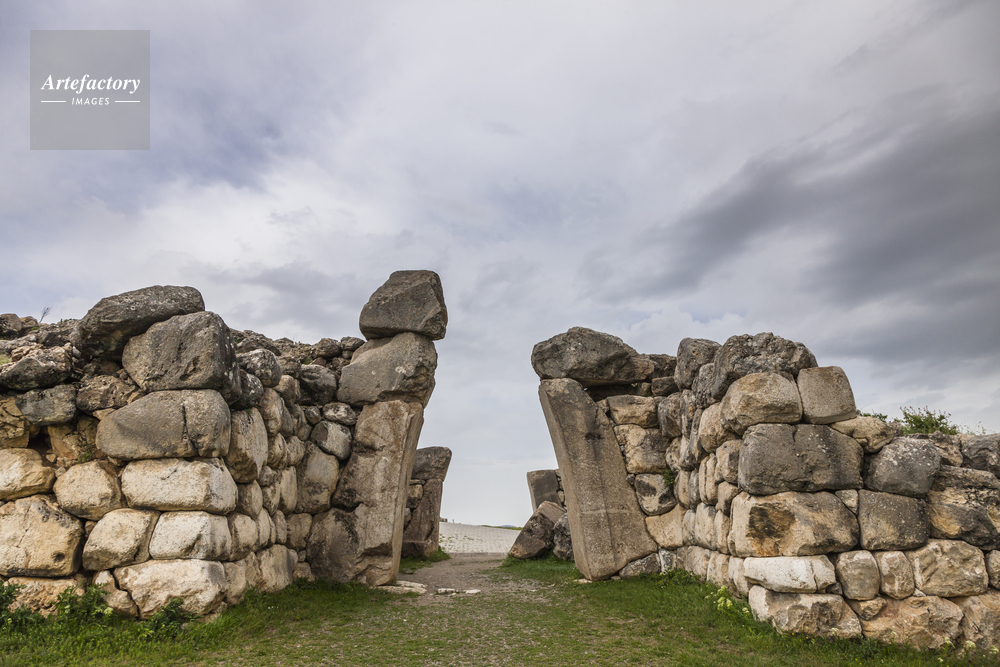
[399,553,546,604]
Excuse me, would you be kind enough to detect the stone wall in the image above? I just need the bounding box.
[402,446,451,558]
[0,270,447,618]
[533,327,1000,650]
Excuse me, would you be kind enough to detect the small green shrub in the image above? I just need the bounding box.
[138,598,195,640]
[663,468,675,487]
[0,353,11,365]
[51,585,114,627]
[898,406,959,435]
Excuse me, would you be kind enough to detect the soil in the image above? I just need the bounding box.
[399,554,550,605]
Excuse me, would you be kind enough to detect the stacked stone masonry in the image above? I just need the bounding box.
[0,270,448,618]
[533,327,1000,651]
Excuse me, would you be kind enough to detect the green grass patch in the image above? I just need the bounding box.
[398,547,450,574]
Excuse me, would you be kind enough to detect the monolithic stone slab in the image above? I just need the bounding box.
[402,478,444,558]
[858,596,962,650]
[749,586,861,638]
[857,490,929,551]
[148,511,232,560]
[0,347,73,391]
[720,372,802,435]
[0,449,55,500]
[834,550,880,600]
[730,491,859,558]
[82,508,158,570]
[358,270,448,341]
[337,333,437,406]
[743,555,836,593]
[709,333,817,403]
[739,424,862,496]
[865,437,941,497]
[509,500,565,559]
[115,558,226,618]
[52,461,123,520]
[225,407,268,483]
[14,385,77,426]
[121,457,237,514]
[927,465,1000,549]
[531,328,653,386]
[526,469,561,511]
[538,379,657,580]
[97,390,231,460]
[796,366,856,424]
[0,495,82,576]
[906,539,988,597]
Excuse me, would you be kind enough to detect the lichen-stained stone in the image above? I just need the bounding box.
[286,513,312,551]
[82,508,158,571]
[294,443,339,514]
[538,379,657,580]
[953,591,1000,651]
[14,385,77,426]
[526,469,560,510]
[310,420,352,460]
[743,555,837,593]
[634,473,676,516]
[53,461,124,520]
[337,333,437,407]
[75,375,135,413]
[874,551,915,599]
[988,550,1000,589]
[402,478,445,558]
[833,550,880,600]
[694,503,716,549]
[122,311,242,403]
[224,407,268,483]
[227,512,258,561]
[531,328,654,387]
[749,586,861,638]
[715,510,732,554]
[720,372,802,435]
[254,544,296,593]
[729,556,749,597]
[606,395,659,428]
[796,366,856,425]
[645,504,685,549]
[0,495,82,576]
[962,433,1000,479]
[697,403,736,455]
[298,364,339,406]
[857,596,962,650]
[121,458,237,514]
[926,465,1000,549]
[858,490,929,551]
[237,349,282,388]
[222,560,247,606]
[709,333,817,403]
[0,449,55,500]
[615,425,667,474]
[906,539,988,597]
[359,270,448,341]
[7,576,86,617]
[115,558,226,618]
[148,511,232,561]
[97,390,231,460]
[739,424,863,496]
[715,440,741,485]
[865,437,941,497]
[0,397,30,448]
[509,501,565,559]
[674,338,720,391]
[657,393,683,439]
[730,491,859,558]
[235,481,263,518]
[0,347,73,391]
[830,416,898,453]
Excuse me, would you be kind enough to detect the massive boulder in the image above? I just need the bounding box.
[926,465,1000,549]
[720,372,802,435]
[225,407,268,483]
[147,511,232,560]
[730,491,859,557]
[531,328,654,387]
[0,347,73,391]
[115,558,227,618]
[121,458,237,514]
[796,366,856,424]
[738,424,863,495]
[509,500,565,559]
[857,490,929,551]
[906,539,988,597]
[0,495,83,577]
[337,333,437,406]
[709,333,817,402]
[865,437,942,497]
[82,508,158,571]
[358,270,448,341]
[743,555,837,593]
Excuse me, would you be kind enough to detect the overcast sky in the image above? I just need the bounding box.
[3,1,998,525]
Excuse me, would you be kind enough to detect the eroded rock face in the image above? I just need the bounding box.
[359,270,448,341]
[0,397,30,448]
[121,458,237,514]
[906,539,988,597]
[865,437,941,497]
[720,373,802,435]
[796,366,856,425]
[674,338,720,391]
[749,587,861,638]
[962,434,1000,479]
[0,347,73,391]
[509,501,565,559]
[0,495,82,576]
[857,596,962,650]
[645,505,685,549]
[739,424,862,496]
[0,449,55,500]
[298,365,339,406]
[148,511,232,560]
[709,333,817,402]
[52,461,124,520]
[553,512,574,561]
[927,465,1000,549]
[294,443,339,514]
[634,473,677,516]
[743,555,837,593]
[115,558,227,618]
[14,385,77,426]
[82,508,158,571]
[237,349,282,388]
[225,407,268,483]
[606,395,659,428]
[337,333,437,406]
[874,551,915,599]
[310,421,352,460]
[401,478,444,558]
[531,328,654,387]
[730,491,859,558]
[954,591,1000,651]
[7,576,86,617]
[615,425,667,474]
[75,375,135,412]
[858,490,929,551]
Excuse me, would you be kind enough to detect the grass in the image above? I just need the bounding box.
[398,547,450,574]
[1,559,996,667]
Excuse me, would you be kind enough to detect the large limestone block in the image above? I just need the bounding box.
[606,395,658,428]
[858,596,962,650]
[526,469,561,510]
[225,407,268,483]
[953,591,1000,651]
[310,420,352,460]
[730,491,859,558]
[295,443,339,513]
[115,558,227,618]
[97,390,231,460]
[531,328,653,386]
[749,586,861,638]
[509,501,565,559]
[148,511,232,560]
[709,333,817,402]
[906,539,988,597]
[121,458,237,514]
[739,424,862,496]
[657,393,683,438]
[865,437,941,497]
[615,425,667,474]
[674,338,720,391]
[254,544,296,593]
[0,495,82,576]
[874,551,915,599]
[694,503,716,549]
[796,366,856,424]
[53,461,124,520]
[0,397,30,448]
[14,385,77,426]
[743,555,836,593]
[311,401,424,585]
[634,473,676,515]
[122,311,241,402]
[720,373,802,435]
[858,490,929,551]
[962,433,1000,479]
[298,364,339,406]
[927,465,1000,549]
[830,416,897,453]
[411,446,452,481]
[696,403,735,454]
[235,481,263,517]
[0,449,55,500]
[0,347,73,391]
[402,478,445,558]
[337,333,437,406]
[227,512,257,560]
[359,270,448,341]
[538,379,657,580]
[834,550,880,600]
[7,576,86,617]
[645,504,685,549]
[82,508,158,570]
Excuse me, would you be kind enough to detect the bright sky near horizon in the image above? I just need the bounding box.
[2,1,998,526]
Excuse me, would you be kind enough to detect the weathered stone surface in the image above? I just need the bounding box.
[121,458,237,514]
[645,504,685,549]
[927,465,1000,549]
[14,385,77,426]
[0,397,30,448]
[858,490,929,551]
[749,586,861,638]
[538,379,657,580]
[97,390,230,460]
[531,328,653,386]
[696,403,735,454]
[123,312,242,403]
[707,552,731,587]
[553,512,573,560]
[298,364,339,406]
[606,395,659,428]
[739,424,863,496]
[322,402,357,427]
[74,286,205,360]
[0,347,73,390]
[954,591,1000,651]
[236,481,263,518]
[634,473,676,516]
[834,550,880,600]
[865,437,941,497]
[0,449,55,500]
[620,552,661,578]
[237,349,282,388]
[925,432,963,467]
[845,597,886,621]
[53,461,123,520]
[715,440,741,484]
[874,550,915,599]
[720,373,802,435]
[286,513,312,551]
[694,503,716,549]
[963,433,1000,479]
[729,556,749,596]
[858,596,962,650]
[294,444,339,514]
[679,545,712,579]
[615,425,667,474]
[657,393,683,439]
[252,544,296,593]
[510,501,565,559]
[148,511,231,560]
[717,481,740,514]
[7,576,85,616]
[309,421,352,460]
[338,333,437,406]
[402,478,444,558]
[743,555,837,593]
[75,374,135,413]
[796,366,856,425]
[906,539,988,597]
[229,369,263,411]
[277,468,298,514]
[358,270,448,341]
[311,401,424,585]
[0,313,23,339]
[115,558,226,618]
[690,363,716,408]
[830,416,898,453]
[227,513,258,561]
[730,491,859,558]
[709,333,817,402]
[408,447,450,484]
[0,495,82,576]
[674,338,720,390]
[224,407,267,483]
[48,418,99,463]
[82,508,157,570]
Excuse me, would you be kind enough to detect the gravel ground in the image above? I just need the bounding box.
[437,522,520,554]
